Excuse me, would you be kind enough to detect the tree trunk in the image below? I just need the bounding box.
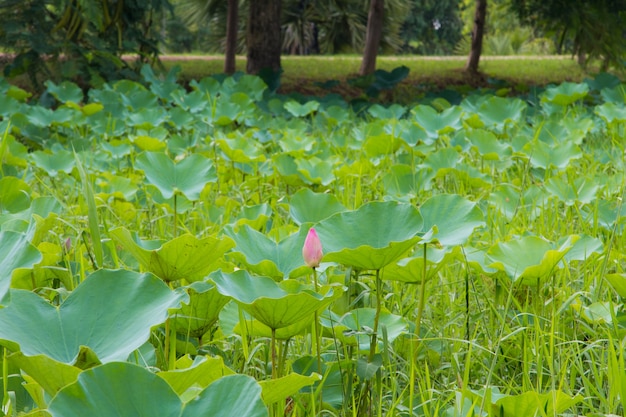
[359,0,385,76]
[224,0,238,74]
[465,0,487,74]
[246,0,282,74]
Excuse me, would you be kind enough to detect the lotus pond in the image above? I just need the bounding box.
[1,66,626,416]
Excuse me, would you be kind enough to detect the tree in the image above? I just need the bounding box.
[510,0,626,69]
[0,0,171,90]
[359,0,385,75]
[400,0,463,55]
[224,0,238,74]
[465,0,487,73]
[246,0,282,74]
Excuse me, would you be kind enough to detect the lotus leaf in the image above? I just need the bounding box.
[486,235,578,284]
[289,188,347,225]
[135,151,217,201]
[171,281,232,339]
[541,82,589,106]
[210,270,343,330]
[315,201,426,270]
[419,194,485,246]
[48,363,267,417]
[158,355,234,396]
[0,231,41,300]
[110,227,235,282]
[225,225,310,279]
[320,308,408,352]
[0,269,186,364]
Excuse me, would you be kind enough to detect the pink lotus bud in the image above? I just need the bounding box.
[63,237,71,253]
[302,228,323,268]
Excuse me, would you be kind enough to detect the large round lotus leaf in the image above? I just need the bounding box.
[541,82,589,106]
[315,201,425,270]
[224,225,311,280]
[172,281,231,338]
[486,235,578,285]
[210,270,343,330]
[0,269,186,364]
[476,96,526,130]
[0,231,42,301]
[419,194,485,247]
[0,176,31,213]
[30,149,75,177]
[544,176,598,206]
[48,363,268,417]
[526,140,582,170]
[320,308,408,353]
[383,246,451,283]
[158,356,234,397]
[289,188,347,225]
[135,151,217,201]
[411,104,462,138]
[110,227,235,282]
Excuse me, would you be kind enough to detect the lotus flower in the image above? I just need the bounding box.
[302,228,323,268]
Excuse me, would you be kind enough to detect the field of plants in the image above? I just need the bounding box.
[0,65,626,417]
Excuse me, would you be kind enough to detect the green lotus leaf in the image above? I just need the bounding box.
[172,281,232,339]
[411,104,462,138]
[381,164,434,199]
[526,140,582,170]
[596,101,626,124]
[45,80,83,104]
[565,235,604,262]
[476,96,526,130]
[605,273,626,298]
[383,246,452,283]
[0,231,41,300]
[0,176,31,213]
[10,352,80,396]
[210,270,343,330]
[486,235,578,284]
[225,225,311,279]
[233,203,272,230]
[30,150,75,177]
[488,184,520,221]
[110,227,235,282]
[217,135,266,163]
[289,188,347,225]
[127,107,168,129]
[315,201,426,270]
[158,356,234,396]
[420,147,461,177]
[284,100,320,117]
[601,84,626,104]
[234,313,314,339]
[468,129,512,160]
[541,82,589,106]
[464,388,582,417]
[544,176,598,206]
[419,194,485,246]
[297,157,335,186]
[0,269,186,364]
[367,103,406,120]
[48,363,268,417]
[135,151,217,201]
[259,372,321,405]
[320,308,408,353]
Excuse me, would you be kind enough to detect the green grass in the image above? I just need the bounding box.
[162,54,597,99]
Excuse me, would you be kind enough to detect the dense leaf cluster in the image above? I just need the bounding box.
[0,0,171,90]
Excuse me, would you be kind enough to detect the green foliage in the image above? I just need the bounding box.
[0,0,171,90]
[0,69,625,415]
[400,0,463,55]
[510,0,626,68]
